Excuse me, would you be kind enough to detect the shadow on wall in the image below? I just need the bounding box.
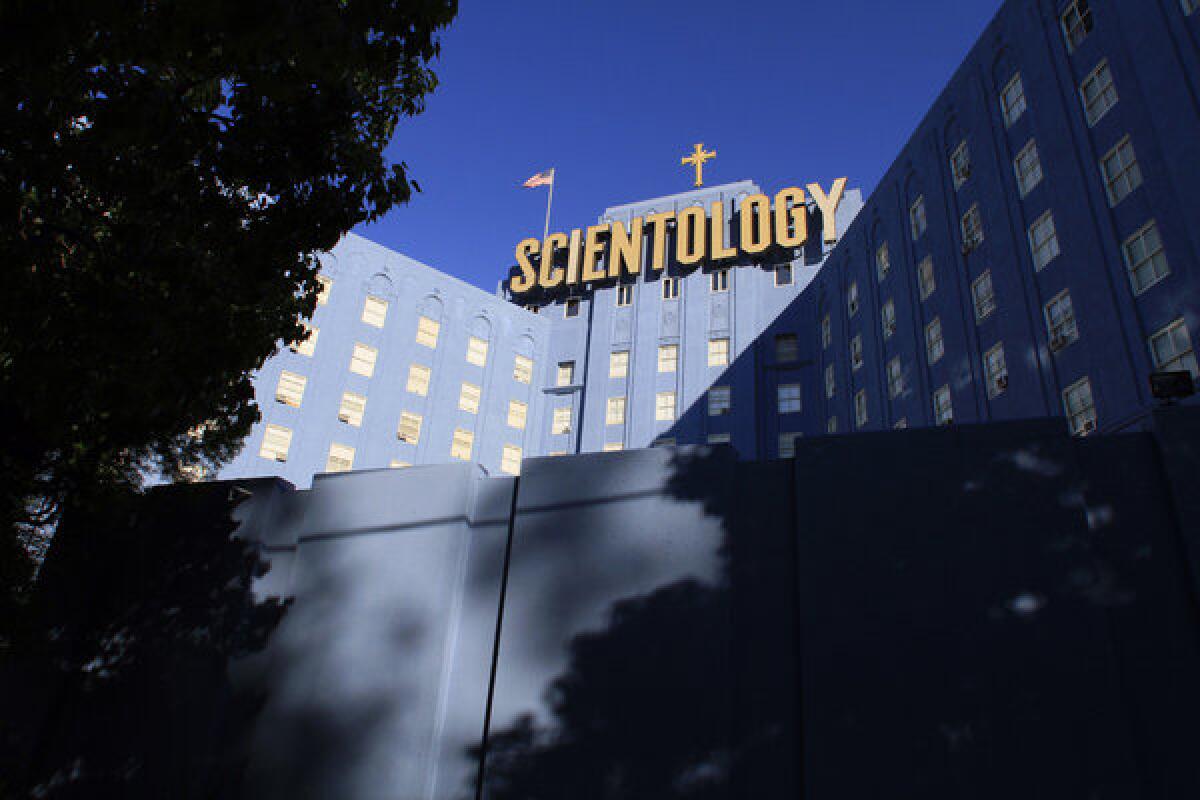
[471,446,800,799]
[471,418,1200,798]
[2,482,291,799]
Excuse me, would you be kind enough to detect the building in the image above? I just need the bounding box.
[220,0,1200,486]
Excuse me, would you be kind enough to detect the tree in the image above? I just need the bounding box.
[0,0,458,614]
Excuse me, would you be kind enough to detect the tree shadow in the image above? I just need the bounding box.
[472,446,797,800]
[5,480,291,799]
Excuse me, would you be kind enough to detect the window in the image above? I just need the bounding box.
[895,418,908,430]
[362,295,388,328]
[776,334,799,363]
[1028,211,1061,270]
[779,432,801,458]
[708,433,732,445]
[556,360,575,386]
[1149,319,1198,378]
[1045,290,1079,349]
[850,335,864,370]
[291,324,318,357]
[564,298,580,318]
[847,281,859,316]
[662,276,680,300]
[826,416,838,434]
[778,383,802,414]
[603,442,624,452]
[775,264,793,286]
[854,390,868,428]
[708,337,730,367]
[406,364,432,396]
[325,442,355,473]
[606,396,626,425]
[459,382,481,414]
[501,445,522,476]
[616,284,633,307]
[926,317,945,364]
[876,242,890,281]
[933,386,954,425]
[1014,139,1044,197]
[451,429,474,461]
[1063,378,1097,435]
[656,391,677,421]
[910,195,927,239]
[350,343,377,377]
[1061,0,1094,50]
[397,411,422,444]
[709,385,732,415]
[416,315,440,349]
[918,256,936,299]
[1124,221,1170,294]
[552,406,571,435]
[984,343,1008,397]
[1080,60,1118,125]
[275,371,306,407]
[657,344,678,373]
[609,350,629,378]
[821,315,832,348]
[710,269,730,292]
[972,271,997,321]
[1100,136,1142,206]
[951,141,971,188]
[881,299,896,339]
[825,364,835,399]
[513,354,534,384]
[887,357,904,398]
[1001,73,1027,127]
[259,424,292,462]
[338,391,366,426]
[316,275,332,305]
[390,460,411,469]
[508,400,528,430]
[466,336,489,367]
[961,204,984,252]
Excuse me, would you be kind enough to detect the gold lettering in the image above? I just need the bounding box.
[566,228,583,285]
[512,238,539,294]
[739,194,772,254]
[774,187,808,248]
[539,232,567,289]
[582,223,609,282]
[676,206,707,266]
[709,201,736,260]
[645,212,674,271]
[608,217,644,278]
[806,177,848,244]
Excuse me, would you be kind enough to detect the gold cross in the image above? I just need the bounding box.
[680,142,716,188]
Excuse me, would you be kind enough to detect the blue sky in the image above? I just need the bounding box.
[358,0,1002,291]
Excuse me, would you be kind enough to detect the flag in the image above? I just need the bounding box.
[523,168,555,188]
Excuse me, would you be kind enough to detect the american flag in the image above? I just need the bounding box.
[523,168,555,188]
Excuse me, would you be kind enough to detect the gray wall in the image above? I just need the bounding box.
[7,409,1200,798]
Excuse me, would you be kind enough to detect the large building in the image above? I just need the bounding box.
[220,0,1200,486]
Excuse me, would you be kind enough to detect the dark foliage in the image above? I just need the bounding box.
[0,0,457,623]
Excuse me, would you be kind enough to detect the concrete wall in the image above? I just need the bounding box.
[8,408,1200,798]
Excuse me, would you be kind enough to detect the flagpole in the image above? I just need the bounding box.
[542,168,555,241]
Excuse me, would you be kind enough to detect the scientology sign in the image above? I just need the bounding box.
[509,178,847,294]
